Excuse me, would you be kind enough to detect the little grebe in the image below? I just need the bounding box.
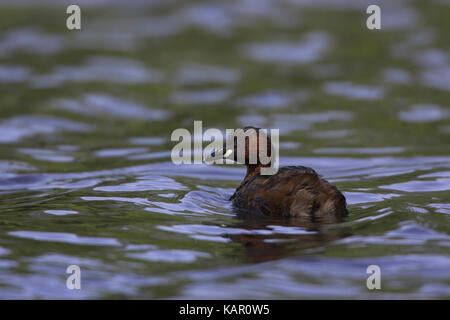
[208,127,348,223]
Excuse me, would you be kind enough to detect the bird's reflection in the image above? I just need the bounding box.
[223,210,350,263]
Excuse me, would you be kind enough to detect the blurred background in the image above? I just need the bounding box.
[0,0,449,299]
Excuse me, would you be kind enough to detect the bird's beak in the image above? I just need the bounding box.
[204,148,233,164]
[223,149,233,158]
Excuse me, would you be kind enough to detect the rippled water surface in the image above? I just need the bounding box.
[0,0,449,299]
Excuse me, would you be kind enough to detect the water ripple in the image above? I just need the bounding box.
[8,231,121,247]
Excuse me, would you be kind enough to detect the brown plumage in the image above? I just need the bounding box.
[231,165,348,223]
[222,127,348,223]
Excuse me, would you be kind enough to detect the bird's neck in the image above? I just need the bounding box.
[244,163,271,181]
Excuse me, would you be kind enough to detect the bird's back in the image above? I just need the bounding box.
[231,166,348,223]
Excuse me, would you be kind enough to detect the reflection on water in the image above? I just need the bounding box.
[170,88,232,105]
[0,0,449,299]
[222,215,349,263]
[323,82,384,100]
[176,63,240,85]
[0,27,64,57]
[34,56,164,87]
[0,115,92,143]
[398,104,449,123]
[242,31,330,65]
[52,93,169,120]
[9,231,121,247]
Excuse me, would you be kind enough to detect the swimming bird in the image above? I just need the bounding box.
[207,127,348,223]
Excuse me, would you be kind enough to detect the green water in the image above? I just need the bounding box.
[0,0,449,299]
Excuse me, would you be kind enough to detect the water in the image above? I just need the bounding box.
[0,0,449,299]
